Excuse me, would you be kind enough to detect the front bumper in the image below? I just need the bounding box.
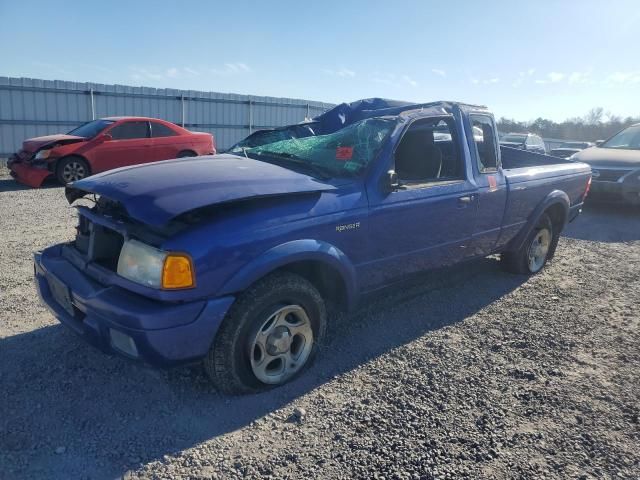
[8,160,51,188]
[34,244,235,367]
[589,179,640,205]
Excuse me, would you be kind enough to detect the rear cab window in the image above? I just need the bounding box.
[470,115,499,173]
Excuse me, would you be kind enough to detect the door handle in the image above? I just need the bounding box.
[457,195,475,207]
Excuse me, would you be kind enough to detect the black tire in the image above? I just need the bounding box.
[177,150,197,158]
[55,156,90,185]
[204,272,327,395]
[501,213,556,274]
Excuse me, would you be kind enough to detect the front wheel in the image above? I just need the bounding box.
[501,213,555,274]
[204,272,327,394]
[55,156,90,185]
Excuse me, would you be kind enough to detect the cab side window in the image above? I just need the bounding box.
[394,117,464,185]
[470,115,499,172]
[109,121,149,140]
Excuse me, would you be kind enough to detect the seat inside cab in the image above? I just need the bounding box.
[394,118,463,183]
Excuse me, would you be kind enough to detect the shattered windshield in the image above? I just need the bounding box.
[229,124,318,153]
[230,129,297,152]
[246,117,395,178]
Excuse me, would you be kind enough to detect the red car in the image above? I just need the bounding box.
[8,117,216,187]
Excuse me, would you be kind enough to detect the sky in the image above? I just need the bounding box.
[1,0,639,122]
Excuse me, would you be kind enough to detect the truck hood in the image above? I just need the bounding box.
[572,146,640,169]
[67,154,337,227]
[23,134,85,153]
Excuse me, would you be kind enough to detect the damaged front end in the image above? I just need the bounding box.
[8,147,51,187]
[9,160,52,188]
[33,192,234,365]
[57,190,195,307]
[8,135,86,187]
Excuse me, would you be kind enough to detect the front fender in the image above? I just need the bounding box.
[217,239,358,309]
[508,190,570,252]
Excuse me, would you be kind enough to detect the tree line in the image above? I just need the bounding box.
[496,108,639,142]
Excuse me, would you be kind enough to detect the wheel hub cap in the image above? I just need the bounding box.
[528,228,551,272]
[63,162,86,182]
[249,305,314,385]
[266,327,292,355]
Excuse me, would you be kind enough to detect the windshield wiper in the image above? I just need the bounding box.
[252,151,332,180]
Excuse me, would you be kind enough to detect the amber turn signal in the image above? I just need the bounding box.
[162,254,195,289]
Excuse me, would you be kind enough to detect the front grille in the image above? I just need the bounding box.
[75,216,124,271]
[593,169,629,182]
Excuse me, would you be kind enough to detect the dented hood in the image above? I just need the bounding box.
[23,134,85,152]
[67,154,336,226]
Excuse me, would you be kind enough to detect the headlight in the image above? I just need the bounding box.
[117,239,195,289]
[34,149,52,160]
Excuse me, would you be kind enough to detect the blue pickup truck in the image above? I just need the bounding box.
[35,99,591,394]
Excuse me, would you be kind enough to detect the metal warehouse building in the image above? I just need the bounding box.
[0,76,332,158]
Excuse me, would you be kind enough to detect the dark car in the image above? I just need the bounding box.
[500,133,547,154]
[551,142,595,159]
[569,123,640,204]
[565,141,595,150]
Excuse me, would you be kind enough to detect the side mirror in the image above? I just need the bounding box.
[383,169,401,193]
[96,133,112,143]
[595,140,604,146]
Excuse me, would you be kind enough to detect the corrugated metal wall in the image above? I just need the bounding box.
[0,76,332,156]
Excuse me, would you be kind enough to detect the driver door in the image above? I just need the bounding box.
[91,120,150,172]
[361,116,478,290]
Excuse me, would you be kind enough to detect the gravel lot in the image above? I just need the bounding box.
[1,170,639,480]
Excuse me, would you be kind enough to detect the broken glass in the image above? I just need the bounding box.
[247,117,396,177]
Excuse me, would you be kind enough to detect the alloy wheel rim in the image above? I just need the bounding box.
[249,304,314,385]
[62,161,86,183]
[528,228,551,272]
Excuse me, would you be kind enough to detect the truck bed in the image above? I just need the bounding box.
[501,145,574,169]
[501,145,589,184]
[499,146,591,244]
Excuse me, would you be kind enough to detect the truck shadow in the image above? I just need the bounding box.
[562,202,640,243]
[0,258,525,479]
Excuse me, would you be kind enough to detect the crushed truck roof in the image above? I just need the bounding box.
[310,98,488,135]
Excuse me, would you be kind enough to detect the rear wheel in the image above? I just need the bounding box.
[56,156,90,185]
[204,272,327,394]
[501,213,555,274]
[177,150,197,158]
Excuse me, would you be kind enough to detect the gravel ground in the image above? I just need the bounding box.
[1,170,639,480]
